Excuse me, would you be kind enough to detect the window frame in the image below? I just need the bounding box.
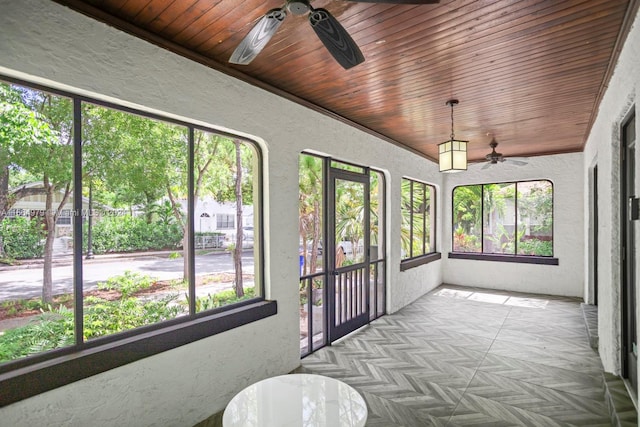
[0,75,274,406]
[400,177,440,271]
[450,179,558,265]
[216,213,235,229]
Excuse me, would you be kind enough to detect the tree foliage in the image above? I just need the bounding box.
[1,80,257,304]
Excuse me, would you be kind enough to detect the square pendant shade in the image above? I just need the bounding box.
[438,139,468,172]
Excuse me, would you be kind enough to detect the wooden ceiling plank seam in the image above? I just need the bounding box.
[298,29,619,101]
[336,48,616,104]
[276,47,614,109]
[50,0,633,161]
[206,2,405,58]
[244,0,544,78]
[52,0,438,161]
[350,0,611,66]
[103,0,130,14]
[117,0,154,17]
[344,0,624,85]
[356,0,624,82]
[172,0,241,46]
[354,0,538,47]
[130,0,176,26]
[143,0,200,34]
[155,0,219,36]
[223,0,489,73]
[255,0,624,88]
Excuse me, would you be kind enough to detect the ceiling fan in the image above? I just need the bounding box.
[229,0,439,70]
[481,138,529,169]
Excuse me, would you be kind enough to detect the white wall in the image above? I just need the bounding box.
[582,7,640,376]
[442,152,585,298]
[0,0,442,425]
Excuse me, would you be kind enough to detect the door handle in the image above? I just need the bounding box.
[629,197,640,221]
[330,270,339,276]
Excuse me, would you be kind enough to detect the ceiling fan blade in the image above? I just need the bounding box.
[506,159,528,166]
[229,8,287,65]
[482,162,493,170]
[308,8,365,70]
[347,0,439,3]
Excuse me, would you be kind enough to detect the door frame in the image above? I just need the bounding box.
[589,162,598,306]
[298,154,387,357]
[327,165,371,342]
[620,107,637,394]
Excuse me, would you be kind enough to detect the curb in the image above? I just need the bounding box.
[0,249,239,272]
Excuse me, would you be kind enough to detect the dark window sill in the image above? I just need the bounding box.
[400,252,441,271]
[448,252,559,265]
[0,300,277,407]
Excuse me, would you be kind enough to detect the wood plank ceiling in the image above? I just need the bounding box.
[55,0,637,163]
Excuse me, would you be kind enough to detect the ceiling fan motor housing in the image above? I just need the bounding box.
[287,0,311,15]
[486,139,503,163]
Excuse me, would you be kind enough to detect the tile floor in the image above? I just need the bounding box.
[298,285,615,426]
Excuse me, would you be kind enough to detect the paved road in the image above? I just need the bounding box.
[0,252,254,300]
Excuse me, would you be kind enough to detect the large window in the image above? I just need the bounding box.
[216,214,234,229]
[400,178,437,267]
[452,180,553,257]
[0,77,270,405]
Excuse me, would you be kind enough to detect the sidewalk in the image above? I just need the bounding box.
[0,249,229,271]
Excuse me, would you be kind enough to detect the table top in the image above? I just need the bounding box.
[222,373,368,427]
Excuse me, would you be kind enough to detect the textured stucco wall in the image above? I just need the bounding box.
[442,152,585,298]
[582,7,640,376]
[0,0,442,425]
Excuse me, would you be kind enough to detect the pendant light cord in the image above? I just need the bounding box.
[450,102,455,140]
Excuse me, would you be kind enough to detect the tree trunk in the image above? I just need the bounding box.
[0,165,8,257]
[40,180,72,305]
[233,140,244,298]
[42,186,56,304]
[166,184,189,283]
[182,227,189,282]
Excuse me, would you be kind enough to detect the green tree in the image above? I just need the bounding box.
[27,91,73,303]
[516,181,553,255]
[452,185,482,252]
[0,84,56,258]
[400,180,432,258]
[11,87,74,303]
[232,139,244,297]
[298,154,323,276]
[204,137,256,297]
[335,179,366,263]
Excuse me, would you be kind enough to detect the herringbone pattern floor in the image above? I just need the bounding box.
[298,285,611,426]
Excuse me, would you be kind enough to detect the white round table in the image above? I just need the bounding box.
[222,373,368,427]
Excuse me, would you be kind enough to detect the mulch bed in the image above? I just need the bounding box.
[0,273,253,321]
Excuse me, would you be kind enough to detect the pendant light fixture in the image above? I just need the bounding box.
[438,99,468,173]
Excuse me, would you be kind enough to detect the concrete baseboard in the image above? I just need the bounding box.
[193,411,223,427]
[603,372,638,427]
[580,303,599,349]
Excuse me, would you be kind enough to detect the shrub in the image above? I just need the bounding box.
[84,215,182,254]
[0,296,185,362]
[0,216,45,259]
[0,306,74,362]
[97,270,156,298]
[83,295,183,339]
[192,287,255,312]
[518,238,553,256]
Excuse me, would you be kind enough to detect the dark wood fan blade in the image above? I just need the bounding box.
[229,8,286,65]
[309,8,365,70]
[346,0,439,3]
